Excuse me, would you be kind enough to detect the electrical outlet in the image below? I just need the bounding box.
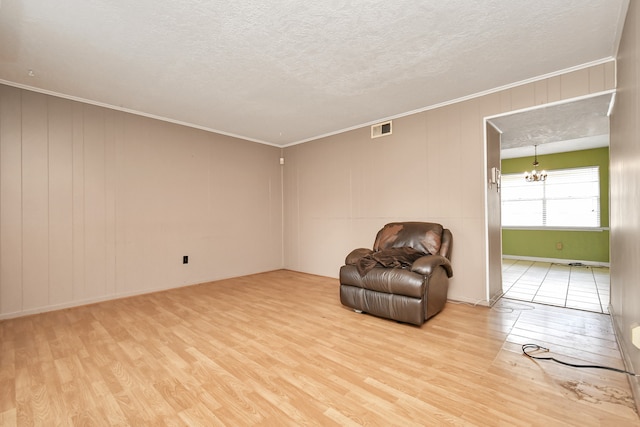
[183,255,188,264]
[632,326,640,349]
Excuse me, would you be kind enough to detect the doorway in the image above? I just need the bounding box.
[485,92,614,312]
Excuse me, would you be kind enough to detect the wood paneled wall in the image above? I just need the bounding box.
[282,61,616,304]
[0,85,283,318]
[0,60,617,317]
[610,0,640,407]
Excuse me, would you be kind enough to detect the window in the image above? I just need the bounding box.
[501,166,600,228]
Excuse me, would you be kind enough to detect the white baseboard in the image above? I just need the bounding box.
[502,254,610,268]
[609,305,640,415]
[0,280,211,321]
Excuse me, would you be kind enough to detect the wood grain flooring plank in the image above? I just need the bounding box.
[90,380,130,426]
[198,382,265,425]
[177,401,226,427]
[322,407,368,427]
[483,351,638,424]
[0,270,637,425]
[0,409,17,426]
[0,379,15,414]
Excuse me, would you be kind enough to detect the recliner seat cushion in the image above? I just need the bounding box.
[355,246,426,276]
[340,265,425,298]
[339,286,424,325]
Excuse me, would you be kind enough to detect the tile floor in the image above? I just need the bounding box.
[501,259,610,314]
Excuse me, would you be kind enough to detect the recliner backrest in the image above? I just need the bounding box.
[373,222,447,257]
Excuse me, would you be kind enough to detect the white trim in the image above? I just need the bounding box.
[0,288,165,320]
[0,79,281,148]
[2,58,616,148]
[284,58,616,147]
[483,120,491,303]
[484,89,617,122]
[0,272,273,320]
[502,254,609,268]
[610,304,640,415]
[607,92,617,117]
[612,0,631,61]
[503,226,609,232]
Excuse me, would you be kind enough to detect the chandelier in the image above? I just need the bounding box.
[524,145,547,182]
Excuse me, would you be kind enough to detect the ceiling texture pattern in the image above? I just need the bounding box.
[0,0,629,146]
[489,93,614,158]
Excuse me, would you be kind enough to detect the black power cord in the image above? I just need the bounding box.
[522,344,639,377]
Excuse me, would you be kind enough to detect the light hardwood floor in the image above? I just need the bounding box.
[0,270,637,426]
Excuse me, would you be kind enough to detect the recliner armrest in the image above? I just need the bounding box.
[411,255,453,278]
[345,248,373,265]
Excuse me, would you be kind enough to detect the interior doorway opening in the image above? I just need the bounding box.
[484,92,614,313]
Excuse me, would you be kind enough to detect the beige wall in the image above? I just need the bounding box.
[0,85,283,318]
[0,60,619,317]
[283,62,615,304]
[610,0,640,401]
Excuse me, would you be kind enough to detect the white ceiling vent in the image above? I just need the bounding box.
[371,121,392,139]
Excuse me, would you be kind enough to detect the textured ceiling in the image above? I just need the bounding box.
[489,93,613,159]
[0,0,629,146]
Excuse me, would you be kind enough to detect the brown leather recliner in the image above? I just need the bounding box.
[339,222,453,325]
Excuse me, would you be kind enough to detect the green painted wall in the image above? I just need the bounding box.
[501,147,609,263]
